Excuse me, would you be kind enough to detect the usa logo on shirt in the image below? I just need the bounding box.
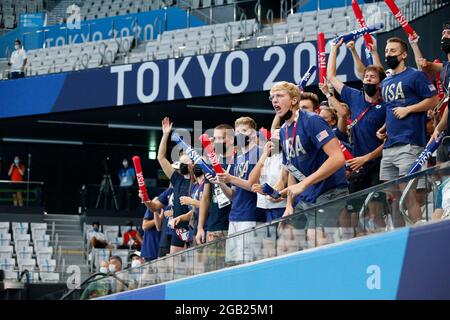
[428,84,436,92]
[316,130,329,143]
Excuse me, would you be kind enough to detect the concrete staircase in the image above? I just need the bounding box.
[43,214,90,282]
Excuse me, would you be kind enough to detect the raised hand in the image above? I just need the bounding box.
[161,117,173,135]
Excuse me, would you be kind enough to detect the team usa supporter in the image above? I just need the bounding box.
[140,209,161,262]
[378,37,438,224]
[214,117,266,264]
[327,38,387,231]
[269,81,348,245]
[251,129,287,222]
[196,124,235,245]
[155,117,196,253]
[172,164,206,245]
[411,23,450,162]
[139,182,174,258]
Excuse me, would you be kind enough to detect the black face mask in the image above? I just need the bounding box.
[385,55,401,70]
[179,163,189,175]
[214,142,227,155]
[441,37,450,54]
[235,133,251,148]
[363,83,378,97]
[193,165,203,177]
[280,109,293,121]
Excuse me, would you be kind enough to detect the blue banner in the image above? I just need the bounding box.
[0,8,205,58]
[0,37,373,119]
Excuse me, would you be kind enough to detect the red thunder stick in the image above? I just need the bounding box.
[317,32,326,84]
[340,142,354,161]
[351,0,374,50]
[132,156,149,202]
[384,0,417,40]
[434,59,446,113]
[259,127,271,141]
[198,134,224,174]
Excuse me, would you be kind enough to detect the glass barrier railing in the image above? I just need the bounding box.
[0,180,44,207]
[62,161,450,299]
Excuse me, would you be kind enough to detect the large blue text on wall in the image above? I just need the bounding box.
[0,37,372,119]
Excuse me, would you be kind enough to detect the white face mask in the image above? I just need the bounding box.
[14,45,19,50]
[108,264,116,273]
[99,267,108,274]
[131,260,141,268]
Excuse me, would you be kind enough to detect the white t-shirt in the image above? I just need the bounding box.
[256,153,287,209]
[88,230,106,242]
[10,48,27,72]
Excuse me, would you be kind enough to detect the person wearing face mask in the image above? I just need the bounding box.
[379,37,439,224]
[80,260,112,300]
[157,117,195,254]
[250,129,287,222]
[117,158,136,211]
[327,39,388,231]
[120,220,143,250]
[270,81,348,246]
[88,221,113,249]
[410,23,450,162]
[8,39,27,79]
[215,117,266,264]
[8,155,26,207]
[196,124,234,249]
[172,164,206,245]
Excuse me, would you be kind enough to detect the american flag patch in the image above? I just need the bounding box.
[428,84,436,92]
[316,130,329,142]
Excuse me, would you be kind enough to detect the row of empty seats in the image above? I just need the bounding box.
[129,19,256,62]
[0,221,59,283]
[259,0,412,46]
[25,36,133,76]
[0,0,44,29]
[79,0,173,21]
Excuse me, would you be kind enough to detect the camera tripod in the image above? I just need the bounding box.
[95,174,119,210]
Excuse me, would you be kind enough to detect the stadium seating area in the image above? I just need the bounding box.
[0,0,442,78]
[83,223,138,271]
[26,36,133,76]
[0,221,60,283]
[79,0,175,21]
[0,0,44,29]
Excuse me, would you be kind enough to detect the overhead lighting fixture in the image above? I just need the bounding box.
[108,123,193,132]
[2,137,83,145]
[37,120,193,131]
[231,107,274,114]
[186,104,230,111]
[37,120,106,127]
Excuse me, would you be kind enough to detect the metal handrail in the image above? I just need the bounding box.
[399,178,419,226]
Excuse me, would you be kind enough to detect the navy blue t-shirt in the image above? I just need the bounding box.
[341,85,386,158]
[170,172,192,232]
[280,110,348,204]
[156,187,173,249]
[141,209,161,260]
[381,67,437,148]
[207,162,232,232]
[229,145,266,222]
[441,61,450,134]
